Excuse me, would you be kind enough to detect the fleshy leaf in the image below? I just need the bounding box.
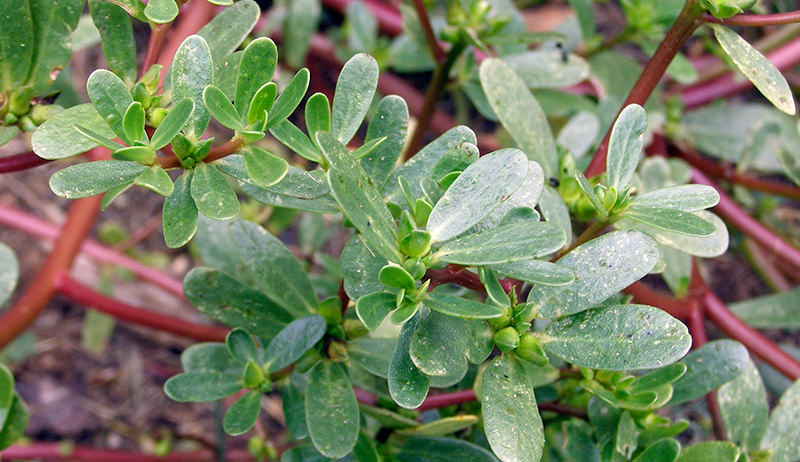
[162,171,198,248]
[363,95,409,186]
[86,69,133,143]
[134,166,174,196]
[171,35,213,137]
[305,361,359,459]
[434,222,565,265]
[264,68,310,130]
[144,0,178,23]
[242,147,288,188]
[668,340,750,405]
[388,314,429,409]
[50,161,147,198]
[761,378,800,462]
[151,99,195,150]
[718,359,768,453]
[223,390,261,436]
[424,293,505,320]
[606,104,647,190]
[263,315,326,372]
[191,163,240,220]
[164,372,241,402]
[89,0,137,84]
[203,84,244,130]
[331,53,379,144]
[234,37,277,118]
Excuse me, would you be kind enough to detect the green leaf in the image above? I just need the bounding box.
[410,312,471,378]
[558,111,600,158]
[348,338,396,378]
[0,0,33,91]
[424,293,504,320]
[305,92,331,137]
[151,99,195,150]
[331,53,379,144]
[676,442,739,462]
[25,0,83,94]
[183,268,294,340]
[631,185,719,211]
[89,0,137,85]
[225,328,258,363]
[342,236,386,300]
[305,361,359,459]
[502,50,590,89]
[491,260,575,286]
[50,161,147,198]
[191,163,240,220]
[123,102,146,144]
[615,210,729,258]
[427,149,529,242]
[0,364,14,429]
[574,169,608,216]
[607,104,647,190]
[223,390,260,436]
[363,95,409,186]
[112,145,153,163]
[282,0,321,68]
[228,220,317,315]
[162,171,198,248]
[0,126,19,147]
[633,439,680,462]
[171,35,213,138]
[668,340,750,406]
[269,120,321,163]
[0,395,28,450]
[528,230,659,318]
[247,82,277,127]
[539,185,573,243]
[624,206,716,236]
[181,343,238,373]
[0,243,19,308]
[319,132,401,263]
[482,355,544,462]
[216,157,327,199]
[242,147,288,189]
[390,437,501,462]
[434,222,565,265]
[543,304,691,370]
[346,0,377,52]
[164,372,241,402]
[761,378,800,462]
[479,57,558,179]
[196,0,259,63]
[203,85,244,130]
[144,0,178,23]
[235,37,277,119]
[712,25,795,115]
[265,68,310,130]
[134,166,174,196]
[86,69,133,143]
[396,416,479,437]
[263,315,326,372]
[718,359,767,453]
[356,292,395,331]
[629,363,687,394]
[729,286,800,329]
[281,383,308,439]
[389,314,429,409]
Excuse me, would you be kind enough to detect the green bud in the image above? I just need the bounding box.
[149,107,168,128]
[413,198,433,227]
[403,258,428,280]
[558,176,581,206]
[488,306,512,329]
[603,186,618,212]
[8,88,32,116]
[295,348,321,373]
[317,296,343,326]
[400,230,432,258]
[327,340,349,362]
[30,104,63,125]
[19,116,36,132]
[494,327,519,353]
[575,196,597,222]
[379,263,417,291]
[516,333,548,366]
[248,436,265,458]
[4,113,18,125]
[192,138,214,162]
[243,360,265,388]
[180,157,196,169]
[387,202,403,219]
[141,64,163,94]
[133,82,151,108]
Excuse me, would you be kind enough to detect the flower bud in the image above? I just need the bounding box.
[494,327,520,353]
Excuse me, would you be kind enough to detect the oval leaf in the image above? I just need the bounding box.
[264,315,326,372]
[171,35,213,137]
[331,54,379,144]
[305,361,359,459]
[607,104,647,190]
[50,160,147,198]
[191,163,240,220]
[163,171,198,248]
[164,372,242,402]
[223,390,261,436]
[434,221,566,265]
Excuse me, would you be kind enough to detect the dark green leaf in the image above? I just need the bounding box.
[543,304,691,370]
[482,355,544,462]
[264,315,326,372]
[247,82,277,127]
[243,147,288,188]
[181,343,238,373]
[331,54,379,144]
[269,120,322,163]
[226,328,258,363]
[50,160,147,198]
[342,236,386,300]
[676,442,739,462]
[281,382,308,439]
[112,145,153,163]
[319,132,401,263]
[235,37,277,118]
[265,68,310,130]
[669,340,750,405]
[607,104,647,190]
[624,206,716,236]
[197,0,259,62]
[629,363,687,394]
[424,293,504,320]
[164,372,241,402]
[86,69,133,143]
[633,439,680,462]
[162,171,198,248]
[410,311,471,378]
[191,163,240,220]
[25,0,83,94]
[204,84,244,130]
[396,415,479,437]
[356,292,395,331]
[388,314,429,409]
[718,359,767,453]
[89,0,137,84]
[348,338,396,378]
[0,364,14,429]
[134,166,174,196]
[434,222,565,265]
[305,361,359,458]
[151,99,195,150]
[123,102,145,144]
[0,0,33,91]
[0,395,28,450]
[216,157,327,199]
[183,267,294,340]
[223,390,260,435]
[144,0,178,23]
[363,95,409,186]
[171,35,213,137]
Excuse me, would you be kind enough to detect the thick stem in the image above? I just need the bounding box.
[557,219,607,258]
[141,22,172,78]
[0,151,50,173]
[586,1,702,177]
[692,168,800,273]
[56,273,227,342]
[426,265,484,292]
[412,0,446,63]
[624,282,694,319]
[0,444,255,462]
[703,10,800,26]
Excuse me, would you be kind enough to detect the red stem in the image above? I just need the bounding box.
[703,10,800,26]
[0,151,50,173]
[412,0,445,63]
[0,444,254,461]
[688,302,726,440]
[425,265,484,292]
[0,202,185,297]
[141,22,172,78]
[691,168,800,273]
[56,273,227,342]
[624,282,694,320]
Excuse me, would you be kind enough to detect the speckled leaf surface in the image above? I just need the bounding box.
[305,361,359,458]
[624,206,716,236]
[729,286,800,329]
[196,0,259,62]
[390,437,501,462]
[331,54,379,144]
[162,171,198,248]
[50,160,147,198]
[423,293,504,320]
[630,185,719,212]
[492,260,575,286]
[528,230,659,318]
[234,37,277,117]
[410,311,471,378]
[669,340,750,406]
[263,315,326,372]
[434,221,565,265]
[364,95,409,187]
[341,235,386,301]
[606,104,647,190]
[761,378,800,462]
[33,104,117,159]
[676,442,739,462]
[171,35,213,137]
[718,359,767,453]
[615,210,729,258]
[388,314,429,409]
[190,163,240,220]
[163,372,241,402]
[543,304,691,370]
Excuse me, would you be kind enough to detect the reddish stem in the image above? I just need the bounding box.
[703,10,800,26]
[426,265,484,292]
[0,151,50,173]
[412,0,446,63]
[56,273,227,342]
[0,444,254,462]
[624,282,694,320]
[691,168,800,273]
[141,22,172,78]
[688,302,726,440]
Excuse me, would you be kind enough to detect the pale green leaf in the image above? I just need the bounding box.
[305,361,359,458]
[424,293,504,320]
[761,378,800,462]
[631,185,719,211]
[331,53,379,144]
[86,69,133,142]
[0,243,19,308]
[718,359,767,453]
[196,0,259,62]
[190,163,240,220]
[50,160,147,198]
[363,95,409,186]
[144,0,178,23]
[669,340,750,405]
[607,104,647,190]
[434,222,566,265]
[89,0,136,84]
[171,35,213,137]
[164,372,241,402]
[676,442,739,462]
[134,166,174,196]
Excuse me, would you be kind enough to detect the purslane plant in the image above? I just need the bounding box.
[3,0,800,461]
